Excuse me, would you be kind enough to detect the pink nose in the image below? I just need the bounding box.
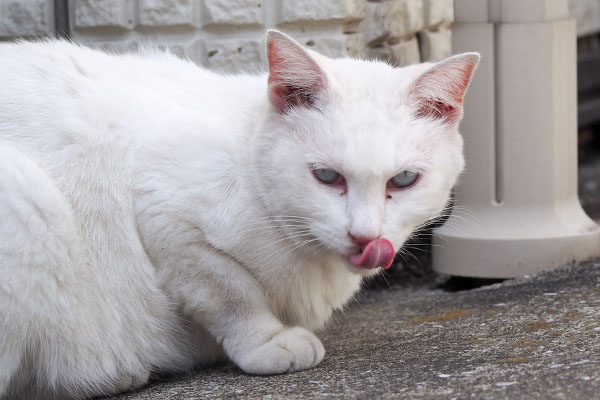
[348,233,379,245]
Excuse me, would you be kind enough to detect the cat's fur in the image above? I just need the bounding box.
[0,30,478,399]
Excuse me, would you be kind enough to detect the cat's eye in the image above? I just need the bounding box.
[389,171,419,189]
[312,167,344,185]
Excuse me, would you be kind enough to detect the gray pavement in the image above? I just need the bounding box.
[111,258,600,399]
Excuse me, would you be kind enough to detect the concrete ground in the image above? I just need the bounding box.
[111,258,600,399]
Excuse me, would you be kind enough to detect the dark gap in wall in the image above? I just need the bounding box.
[53,0,70,39]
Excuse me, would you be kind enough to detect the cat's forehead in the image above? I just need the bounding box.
[299,58,441,173]
[328,58,431,100]
[305,108,431,177]
[322,60,433,141]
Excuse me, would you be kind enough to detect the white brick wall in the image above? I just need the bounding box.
[280,0,365,23]
[203,0,263,26]
[72,0,135,29]
[0,0,55,37]
[418,25,452,62]
[139,0,199,27]
[0,0,454,72]
[422,0,453,28]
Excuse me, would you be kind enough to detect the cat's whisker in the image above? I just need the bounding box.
[404,244,430,252]
[432,234,449,243]
[286,237,322,253]
[249,215,317,224]
[402,241,440,248]
[394,251,409,266]
[250,229,315,255]
[407,231,435,238]
[444,212,478,223]
[219,217,313,233]
[234,217,312,231]
[377,271,392,290]
[222,223,310,239]
[400,249,421,266]
[267,237,324,265]
[259,229,316,252]
[258,214,316,220]
[440,215,483,234]
[442,207,479,222]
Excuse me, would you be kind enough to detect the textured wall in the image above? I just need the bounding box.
[569,0,600,37]
[0,0,56,37]
[0,0,454,72]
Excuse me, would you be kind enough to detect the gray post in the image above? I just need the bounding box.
[432,0,600,278]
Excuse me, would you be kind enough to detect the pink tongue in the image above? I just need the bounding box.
[349,238,395,269]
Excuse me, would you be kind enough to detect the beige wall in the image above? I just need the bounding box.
[569,0,600,36]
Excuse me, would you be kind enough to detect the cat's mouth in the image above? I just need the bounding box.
[348,238,395,269]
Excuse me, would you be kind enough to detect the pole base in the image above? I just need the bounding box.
[433,206,600,278]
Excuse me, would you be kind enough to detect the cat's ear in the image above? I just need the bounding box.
[266,30,328,114]
[408,52,480,125]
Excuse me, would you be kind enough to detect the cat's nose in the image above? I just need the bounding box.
[348,233,379,245]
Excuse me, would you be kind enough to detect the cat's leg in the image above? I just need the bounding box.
[0,144,98,397]
[112,369,151,394]
[0,329,24,398]
[164,248,325,375]
[0,146,51,397]
[0,145,153,398]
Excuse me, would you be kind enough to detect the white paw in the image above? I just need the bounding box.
[238,327,325,375]
[113,369,151,393]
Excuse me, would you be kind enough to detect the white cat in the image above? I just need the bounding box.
[0,30,478,399]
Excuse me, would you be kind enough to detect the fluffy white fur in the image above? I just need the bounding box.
[0,31,478,399]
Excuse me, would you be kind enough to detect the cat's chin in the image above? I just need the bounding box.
[343,261,384,276]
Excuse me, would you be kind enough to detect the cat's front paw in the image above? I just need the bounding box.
[238,327,325,375]
[112,369,151,394]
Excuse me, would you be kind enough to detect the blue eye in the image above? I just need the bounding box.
[312,168,342,185]
[390,171,419,188]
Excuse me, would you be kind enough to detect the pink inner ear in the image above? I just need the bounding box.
[447,62,475,104]
[415,99,459,123]
[409,55,478,123]
[269,84,318,113]
[266,34,326,114]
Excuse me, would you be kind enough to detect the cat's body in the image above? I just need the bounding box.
[0,31,478,399]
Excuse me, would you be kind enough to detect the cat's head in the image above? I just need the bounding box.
[252,30,479,274]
